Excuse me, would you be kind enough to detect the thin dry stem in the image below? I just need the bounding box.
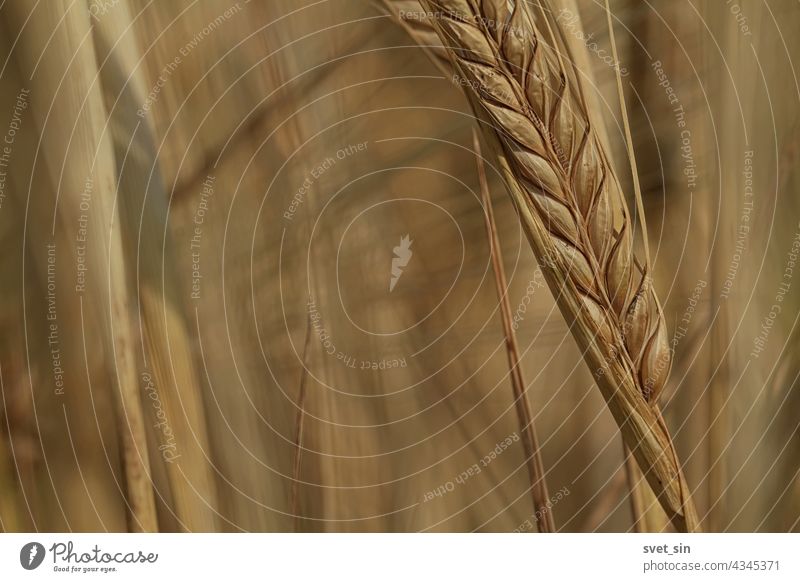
[92,3,219,531]
[291,310,313,532]
[474,129,555,532]
[2,0,159,532]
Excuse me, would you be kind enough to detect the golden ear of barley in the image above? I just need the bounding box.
[426,0,670,399]
[409,0,697,531]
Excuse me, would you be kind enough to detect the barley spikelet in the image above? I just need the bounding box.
[400,0,697,531]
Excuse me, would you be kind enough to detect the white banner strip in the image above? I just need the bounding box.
[1,533,797,580]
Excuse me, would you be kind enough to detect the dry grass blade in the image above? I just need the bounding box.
[92,3,220,531]
[2,0,159,532]
[410,0,698,531]
[290,311,313,532]
[474,129,555,532]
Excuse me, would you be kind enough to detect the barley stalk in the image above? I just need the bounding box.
[474,129,555,532]
[291,310,313,532]
[3,0,159,532]
[91,3,220,531]
[393,0,698,531]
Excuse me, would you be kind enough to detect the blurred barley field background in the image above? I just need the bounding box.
[0,0,798,533]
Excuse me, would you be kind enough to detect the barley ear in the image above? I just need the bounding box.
[415,0,699,531]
